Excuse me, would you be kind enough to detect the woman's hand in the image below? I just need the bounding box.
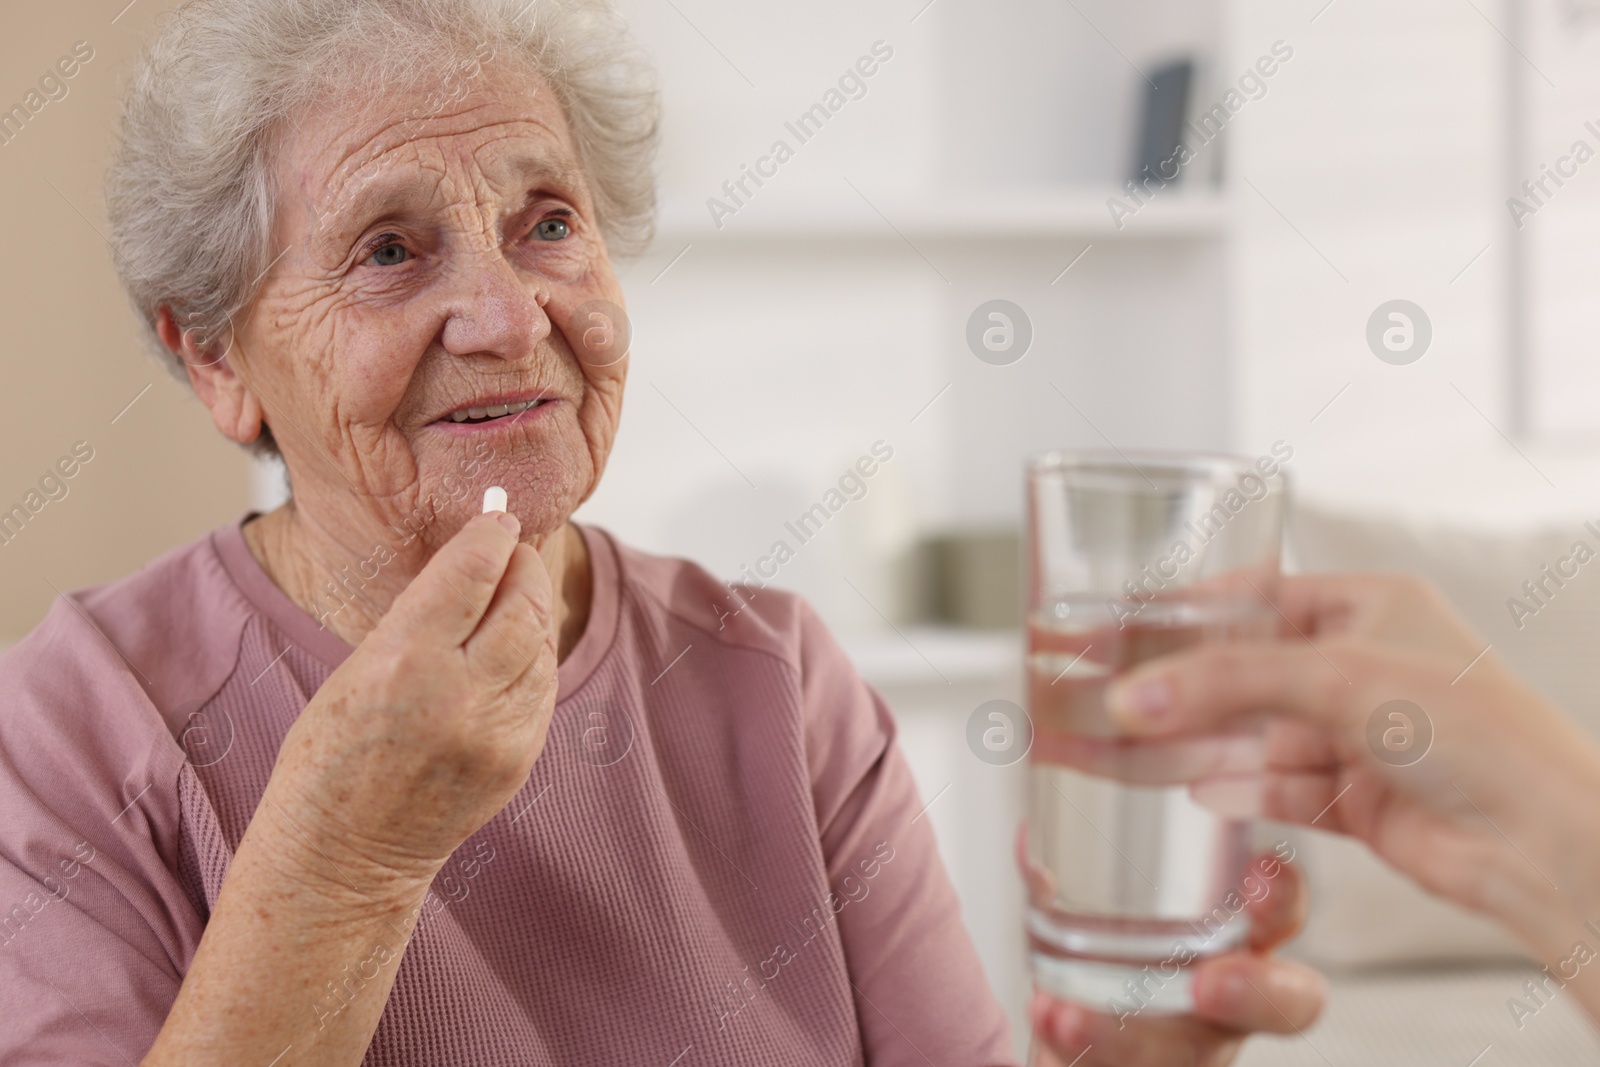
[266,508,559,887]
[1103,574,1600,1013]
[1029,852,1324,1066]
[144,511,557,1066]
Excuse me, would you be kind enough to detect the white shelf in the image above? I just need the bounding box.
[652,186,1227,245]
[839,627,1021,688]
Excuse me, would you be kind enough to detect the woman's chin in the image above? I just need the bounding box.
[410,437,589,541]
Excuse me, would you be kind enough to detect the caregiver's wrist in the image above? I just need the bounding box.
[1487,753,1600,962]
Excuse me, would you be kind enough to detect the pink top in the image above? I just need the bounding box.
[0,518,1015,1066]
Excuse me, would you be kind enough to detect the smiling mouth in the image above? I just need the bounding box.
[440,397,552,425]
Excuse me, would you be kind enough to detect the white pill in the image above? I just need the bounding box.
[482,486,508,514]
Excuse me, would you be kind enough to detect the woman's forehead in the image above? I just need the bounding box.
[283,67,582,223]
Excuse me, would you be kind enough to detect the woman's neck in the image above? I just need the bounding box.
[241,503,592,661]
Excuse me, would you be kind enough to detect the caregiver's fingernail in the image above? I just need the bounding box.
[1191,776,1265,818]
[495,511,520,535]
[1208,967,1248,1005]
[1108,677,1171,726]
[1264,963,1327,1003]
[1049,1000,1086,1041]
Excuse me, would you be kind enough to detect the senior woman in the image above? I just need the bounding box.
[0,1,1324,1064]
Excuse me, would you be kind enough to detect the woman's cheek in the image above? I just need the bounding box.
[512,240,592,286]
[340,309,432,407]
[560,297,630,375]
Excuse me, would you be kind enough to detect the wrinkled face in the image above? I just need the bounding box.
[234,57,627,550]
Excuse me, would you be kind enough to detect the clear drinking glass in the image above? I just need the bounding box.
[1023,450,1287,1014]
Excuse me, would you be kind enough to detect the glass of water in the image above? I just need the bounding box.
[1023,450,1287,1014]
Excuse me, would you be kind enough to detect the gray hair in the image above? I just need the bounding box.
[105,0,659,455]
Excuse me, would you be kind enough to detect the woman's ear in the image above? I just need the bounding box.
[155,306,266,445]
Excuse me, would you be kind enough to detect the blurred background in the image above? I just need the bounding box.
[7,0,1600,1061]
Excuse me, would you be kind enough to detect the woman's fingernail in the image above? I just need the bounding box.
[1109,677,1172,726]
[496,511,520,535]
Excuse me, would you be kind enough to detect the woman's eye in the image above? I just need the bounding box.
[534,216,570,241]
[369,242,409,267]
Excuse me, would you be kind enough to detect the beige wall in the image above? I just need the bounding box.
[0,0,250,643]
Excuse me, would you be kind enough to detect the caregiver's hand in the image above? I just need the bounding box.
[1104,573,1600,1027]
[266,507,559,879]
[1030,851,1324,1067]
[143,510,558,1067]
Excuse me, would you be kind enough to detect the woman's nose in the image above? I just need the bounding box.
[437,249,550,362]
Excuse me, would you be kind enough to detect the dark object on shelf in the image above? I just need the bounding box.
[1132,57,1194,187]
[911,528,1021,630]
